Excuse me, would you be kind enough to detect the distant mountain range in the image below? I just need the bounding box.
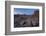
[14,10,39,15]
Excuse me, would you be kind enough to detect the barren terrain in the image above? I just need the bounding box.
[14,10,39,27]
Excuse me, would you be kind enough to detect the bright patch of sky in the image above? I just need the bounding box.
[14,8,39,15]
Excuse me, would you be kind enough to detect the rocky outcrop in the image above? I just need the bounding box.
[14,10,39,27]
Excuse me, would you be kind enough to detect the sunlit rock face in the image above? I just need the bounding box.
[14,10,39,27]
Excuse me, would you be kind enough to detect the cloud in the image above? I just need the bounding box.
[14,10,34,15]
[14,12,24,15]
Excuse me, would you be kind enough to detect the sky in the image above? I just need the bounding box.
[14,8,39,15]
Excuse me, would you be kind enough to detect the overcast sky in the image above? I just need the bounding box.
[14,8,39,15]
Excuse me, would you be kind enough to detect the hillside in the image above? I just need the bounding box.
[14,10,39,27]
